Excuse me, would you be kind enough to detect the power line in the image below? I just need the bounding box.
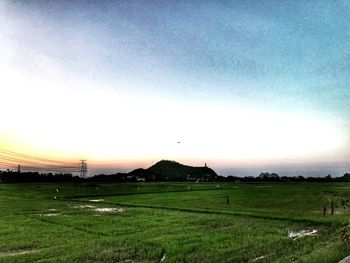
[0,161,17,167]
[0,155,78,168]
[0,148,78,165]
[0,148,84,175]
[21,165,80,171]
[20,166,80,172]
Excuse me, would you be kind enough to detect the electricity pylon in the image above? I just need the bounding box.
[79,160,87,178]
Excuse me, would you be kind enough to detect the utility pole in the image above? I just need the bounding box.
[17,164,21,173]
[79,160,87,178]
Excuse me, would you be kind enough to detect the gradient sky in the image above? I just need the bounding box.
[1,0,349,176]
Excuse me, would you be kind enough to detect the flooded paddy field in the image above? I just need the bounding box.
[0,182,350,262]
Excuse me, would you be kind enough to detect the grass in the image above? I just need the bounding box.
[0,182,350,262]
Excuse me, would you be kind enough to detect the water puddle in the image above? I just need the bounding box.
[95,207,124,213]
[288,229,317,240]
[73,205,95,209]
[339,255,350,263]
[0,249,39,257]
[40,213,58,217]
[71,203,124,214]
[253,255,265,261]
[252,252,274,262]
[89,199,104,202]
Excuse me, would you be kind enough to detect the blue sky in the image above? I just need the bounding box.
[1,0,349,176]
[9,0,349,112]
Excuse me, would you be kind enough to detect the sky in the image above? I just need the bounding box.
[0,0,349,176]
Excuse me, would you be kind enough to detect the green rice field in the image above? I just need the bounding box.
[0,182,350,262]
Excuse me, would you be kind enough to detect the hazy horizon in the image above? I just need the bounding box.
[85,160,350,178]
[1,1,349,172]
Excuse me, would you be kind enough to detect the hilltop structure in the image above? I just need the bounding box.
[128,160,218,181]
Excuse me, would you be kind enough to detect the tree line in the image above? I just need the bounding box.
[1,169,350,183]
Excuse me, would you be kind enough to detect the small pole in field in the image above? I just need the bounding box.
[226,192,229,204]
[331,200,335,215]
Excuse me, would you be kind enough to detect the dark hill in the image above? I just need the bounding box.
[128,160,217,181]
